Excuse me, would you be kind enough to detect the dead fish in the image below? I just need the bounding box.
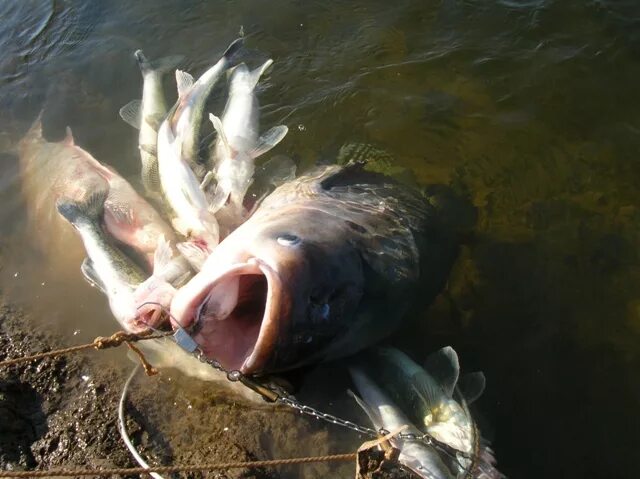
[55,189,147,331]
[156,39,242,250]
[349,365,454,479]
[170,162,460,374]
[208,60,288,222]
[170,37,243,179]
[119,50,183,194]
[362,347,504,479]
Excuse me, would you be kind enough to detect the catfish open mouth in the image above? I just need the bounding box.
[173,259,282,374]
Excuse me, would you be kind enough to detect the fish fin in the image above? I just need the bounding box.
[209,113,231,154]
[200,171,214,190]
[250,125,288,158]
[56,189,108,224]
[62,127,75,146]
[151,234,176,277]
[457,372,486,404]
[171,217,188,236]
[424,346,460,398]
[348,389,383,428]
[119,100,142,129]
[21,111,44,144]
[222,37,244,60]
[175,69,194,98]
[135,49,184,75]
[139,144,157,156]
[144,113,164,131]
[177,242,209,271]
[81,258,107,293]
[106,201,136,226]
[207,185,228,213]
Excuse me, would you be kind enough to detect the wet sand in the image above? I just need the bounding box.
[0,297,418,479]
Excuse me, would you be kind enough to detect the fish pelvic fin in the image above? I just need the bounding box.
[119,100,142,129]
[56,188,108,225]
[250,125,288,158]
[135,49,184,75]
[21,110,44,145]
[209,113,232,155]
[81,257,107,293]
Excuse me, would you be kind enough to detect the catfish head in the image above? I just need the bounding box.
[170,207,365,374]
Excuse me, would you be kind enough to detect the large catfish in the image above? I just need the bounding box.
[170,163,463,374]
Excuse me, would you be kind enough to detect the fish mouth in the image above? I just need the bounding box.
[172,258,283,374]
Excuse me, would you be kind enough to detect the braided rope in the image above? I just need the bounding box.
[0,453,358,477]
[0,330,171,368]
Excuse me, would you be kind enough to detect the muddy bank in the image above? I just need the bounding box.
[0,300,417,478]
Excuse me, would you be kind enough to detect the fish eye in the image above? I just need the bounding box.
[277,234,301,246]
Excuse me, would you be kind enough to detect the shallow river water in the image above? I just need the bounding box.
[1,1,639,478]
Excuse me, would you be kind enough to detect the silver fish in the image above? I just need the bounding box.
[119,51,183,194]
[208,60,288,223]
[349,365,454,479]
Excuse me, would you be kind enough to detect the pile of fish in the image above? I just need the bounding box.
[18,36,503,478]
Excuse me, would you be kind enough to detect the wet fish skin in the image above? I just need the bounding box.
[208,60,288,226]
[171,37,243,178]
[55,189,147,332]
[364,347,504,479]
[349,366,454,479]
[155,38,243,249]
[119,50,183,194]
[170,163,461,374]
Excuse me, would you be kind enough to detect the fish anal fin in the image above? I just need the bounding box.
[209,113,230,154]
[119,100,142,129]
[144,114,164,131]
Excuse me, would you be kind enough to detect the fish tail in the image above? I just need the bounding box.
[56,188,108,225]
[222,37,244,60]
[134,49,184,75]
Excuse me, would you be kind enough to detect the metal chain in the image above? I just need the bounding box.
[170,326,477,478]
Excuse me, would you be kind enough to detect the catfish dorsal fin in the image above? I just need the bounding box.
[63,127,75,146]
[176,69,194,98]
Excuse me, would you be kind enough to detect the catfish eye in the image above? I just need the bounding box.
[277,234,301,246]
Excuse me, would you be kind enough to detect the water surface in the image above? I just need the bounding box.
[1,1,639,477]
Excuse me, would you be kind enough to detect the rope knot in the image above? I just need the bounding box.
[93,331,142,350]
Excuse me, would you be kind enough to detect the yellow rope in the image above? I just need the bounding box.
[0,453,358,477]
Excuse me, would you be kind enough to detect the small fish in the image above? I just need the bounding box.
[349,365,454,479]
[119,51,183,194]
[170,37,244,179]
[156,38,243,250]
[170,163,460,374]
[208,60,288,223]
[362,347,504,479]
[55,189,147,332]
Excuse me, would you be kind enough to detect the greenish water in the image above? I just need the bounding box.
[1,1,639,477]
